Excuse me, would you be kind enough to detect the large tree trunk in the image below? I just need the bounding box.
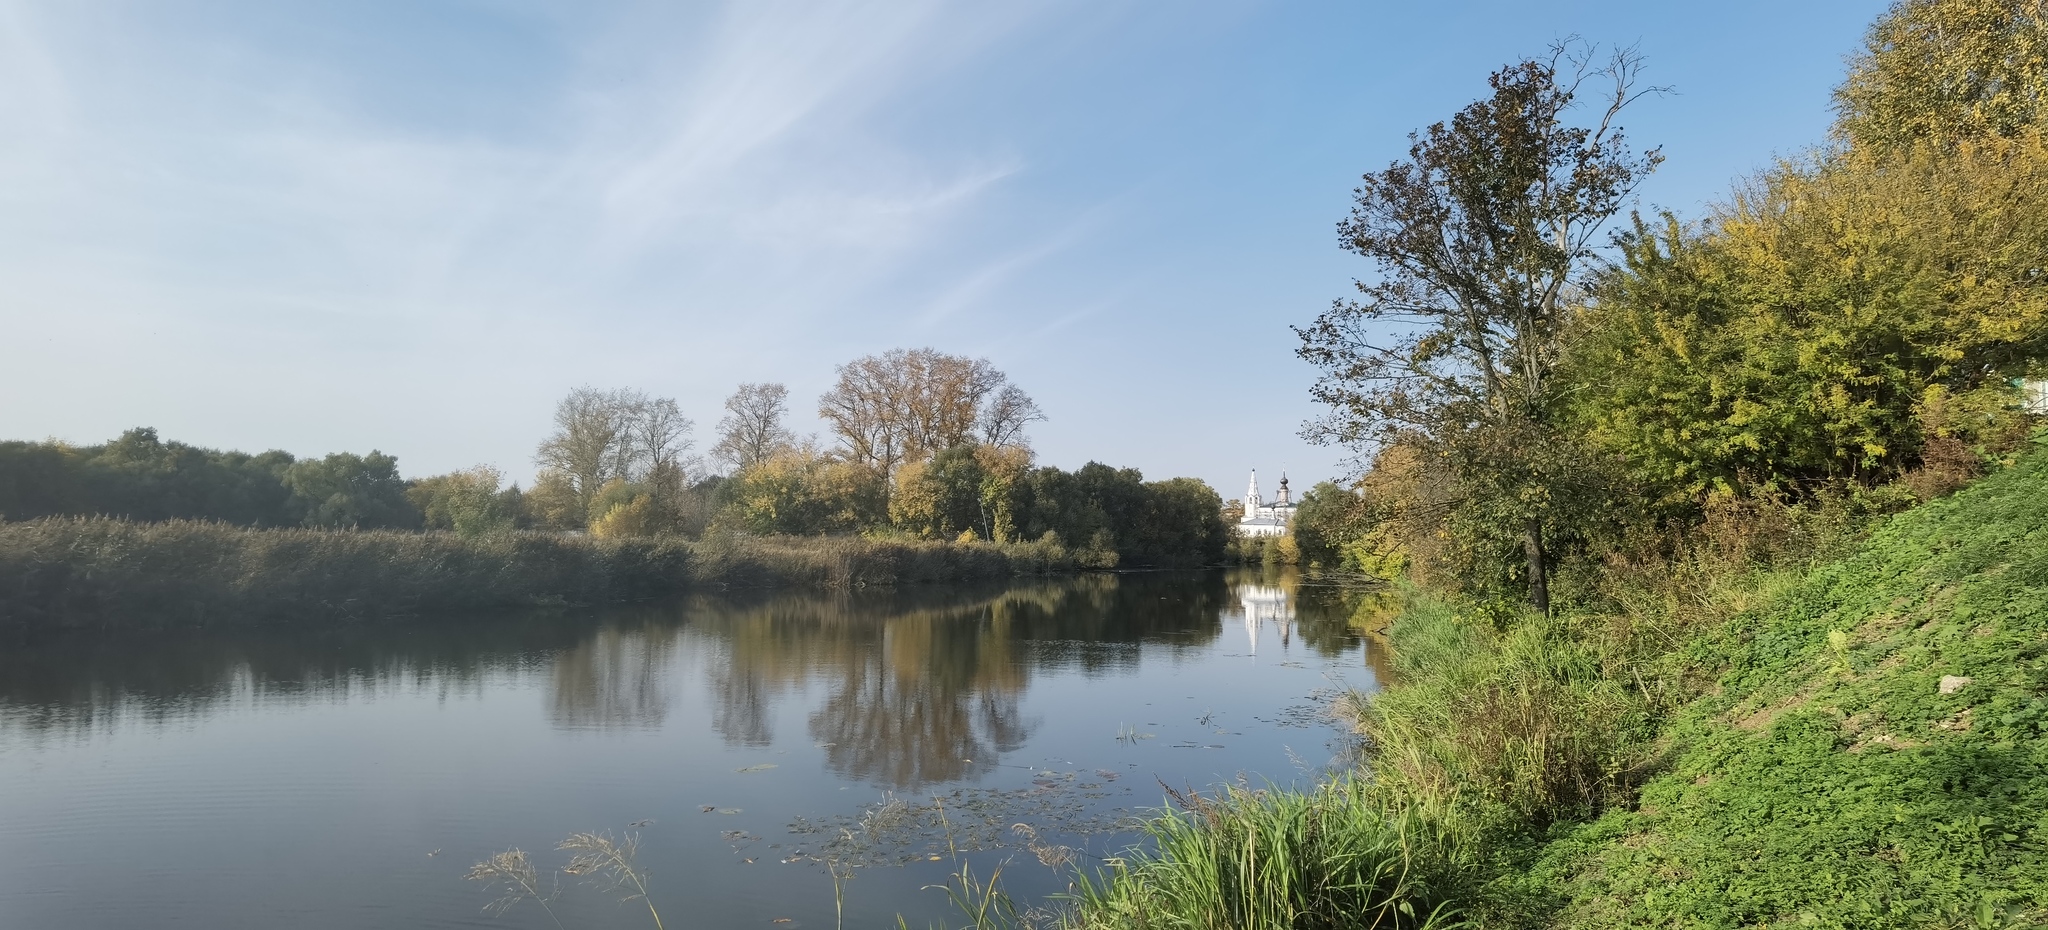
[1523,517,1550,615]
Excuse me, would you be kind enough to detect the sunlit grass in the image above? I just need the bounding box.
[1059,781,1470,930]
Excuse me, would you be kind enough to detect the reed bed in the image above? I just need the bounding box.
[0,517,1083,630]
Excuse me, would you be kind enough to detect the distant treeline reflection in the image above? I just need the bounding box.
[0,571,1370,787]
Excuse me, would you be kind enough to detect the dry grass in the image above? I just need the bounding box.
[467,830,666,930]
[0,517,1089,630]
[466,848,566,929]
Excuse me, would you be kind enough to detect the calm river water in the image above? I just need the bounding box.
[0,569,1388,929]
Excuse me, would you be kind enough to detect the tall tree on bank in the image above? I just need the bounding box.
[534,387,695,517]
[818,348,1042,483]
[712,382,796,473]
[1296,42,1662,613]
[979,385,1046,449]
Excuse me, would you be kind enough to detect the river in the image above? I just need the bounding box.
[0,568,1388,929]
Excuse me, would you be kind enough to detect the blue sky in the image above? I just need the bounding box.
[0,0,1889,498]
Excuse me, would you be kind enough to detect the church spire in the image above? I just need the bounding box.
[1246,470,1261,510]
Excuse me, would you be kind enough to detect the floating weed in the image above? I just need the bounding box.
[791,778,1133,869]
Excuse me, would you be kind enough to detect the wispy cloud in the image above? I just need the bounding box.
[0,1,1074,328]
[0,0,1365,495]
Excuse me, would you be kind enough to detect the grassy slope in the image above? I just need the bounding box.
[1532,449,2048,928]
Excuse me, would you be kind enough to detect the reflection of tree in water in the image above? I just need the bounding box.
[709,655,776,747]
[1,572,1253,785]
[546,624,680,729]
[697,575,1230,789]
[809,657,1027,788]
[0,614,593,740]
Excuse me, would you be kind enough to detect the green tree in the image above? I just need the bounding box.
[1126,477,1227,566]
[407,466,517,537]
[1296,42,1662,612]
[1574,138,2048,499]
[1290,481,1364,570]
[282,451,418,529]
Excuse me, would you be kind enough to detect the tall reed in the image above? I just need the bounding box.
[1061,780,1470,930]
[0,516,1088,631]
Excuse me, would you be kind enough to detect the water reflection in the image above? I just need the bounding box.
[1222,566,1397,684]
[0,570,1388,785]
[1234,584,1295,652]
[548,624,679,729]
[675,576,1232,787]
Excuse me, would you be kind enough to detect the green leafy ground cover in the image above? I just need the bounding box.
[1527,447,2048,928]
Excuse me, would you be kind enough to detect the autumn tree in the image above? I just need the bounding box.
[1834,0,2048,152]
[634,395,696,528]
[817,349,1042,484]
[1575,134,2048,503]
[716,441,886,535]
[979,385,1046,449]
[533,387,696,524]
[523,469,585,531]
[889,443,1034,542]
[1296,42,1662,613]
[712,382,796,473]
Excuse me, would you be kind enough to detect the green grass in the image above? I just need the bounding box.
[0,517,1085,630]
[1061,780,1471,930]
[1514,447,2048,929]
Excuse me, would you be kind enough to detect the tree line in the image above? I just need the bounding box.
[0,347,1227,566]
[1291,8,2048,611]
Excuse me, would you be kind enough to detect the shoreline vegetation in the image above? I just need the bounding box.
[0,518,1119,632]
[1,347,1235,631]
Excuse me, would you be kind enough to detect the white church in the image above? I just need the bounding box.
[1235,470,1298,537]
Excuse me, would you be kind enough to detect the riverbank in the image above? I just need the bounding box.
[1042,445,2048,929]
[0,517,1095,631]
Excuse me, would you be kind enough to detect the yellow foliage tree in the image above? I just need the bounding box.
[589,494,659,539]
[1835,0,2048,152]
